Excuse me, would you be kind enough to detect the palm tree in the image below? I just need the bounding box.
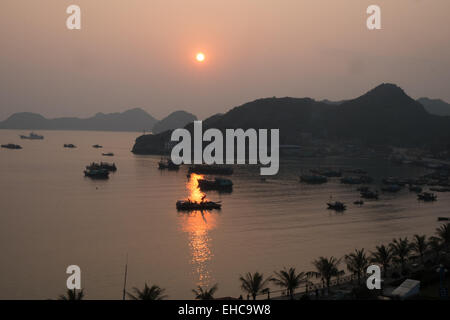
[192,284,218,300]
[390,237,413,273]
[308,256,344,291]
[428,236,443,263]
[127,283,167,300]
[371,244,392,278]
[412,234,428,264]
[239,272,270,300]
[270,267,309,300]
[58,289,84,300]
[345,249,369,285]
[436,223,450,252]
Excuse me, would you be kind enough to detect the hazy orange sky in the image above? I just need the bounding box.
[1,0,449,120]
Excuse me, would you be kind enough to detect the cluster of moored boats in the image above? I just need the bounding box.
[84,162,117,179]
[300,167,450,212]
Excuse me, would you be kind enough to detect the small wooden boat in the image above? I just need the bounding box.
[20,132,44,140]
[158,158,180,170]
[327,201,346,211]
[64,144,76,148]
[84,168,109,179]
[198,178,233,191]
[176,199,222,211]
[417,192,437,202]
[86,162,117,172]
[102,152,114,157]
[354,200,364,206]
[360,190,379,200]
[1,143,22,149]
[92,144,103,148]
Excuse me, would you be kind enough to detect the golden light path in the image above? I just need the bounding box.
[179,174,217,288]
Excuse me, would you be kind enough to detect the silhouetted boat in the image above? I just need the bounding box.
[158,158,180,170]
[86,162,117,172]
[300,175,327,184]
[102,152,114,157]
[327,201,346,211]
[354,200,364,205]
[20,132,44,140]
[93,144,103,148]
[198,178,233,191]
[417,192,437,202]
[64,144,76,148]
[438,217,450,221]
[360,190,379,199]
[84,168,109,179]
[1,143,22,149]
[188,165,233,175]
[176,199,222,211]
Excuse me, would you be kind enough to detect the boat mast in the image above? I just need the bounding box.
[122,254,128,300]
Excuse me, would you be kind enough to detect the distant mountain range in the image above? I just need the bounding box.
[132,83,450,154]
[152,111,197,134]
[0,108,197,133]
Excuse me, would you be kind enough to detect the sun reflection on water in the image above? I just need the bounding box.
[179,173,217,287]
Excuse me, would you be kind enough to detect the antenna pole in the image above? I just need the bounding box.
[122,254,128,300]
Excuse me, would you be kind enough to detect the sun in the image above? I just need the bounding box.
[196,52,205,62]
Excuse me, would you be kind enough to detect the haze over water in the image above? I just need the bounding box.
[0,130,448,299]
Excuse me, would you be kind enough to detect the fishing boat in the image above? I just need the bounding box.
[92,144,103,148]
[176,199,222,211]
[198,178,233,191]
[300,174,327,184]
[1,143,22,149]
[188,165,233,175]
[64,144,76,148]
[327,201,346,211]
[86,162,117,172]
[417,192,437,202]
[84,168,109,179]
[158,158,180,170]
[20,132,44,140]
[102,152,114,157]
[354,200,364,206]
[360,190,379,199]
